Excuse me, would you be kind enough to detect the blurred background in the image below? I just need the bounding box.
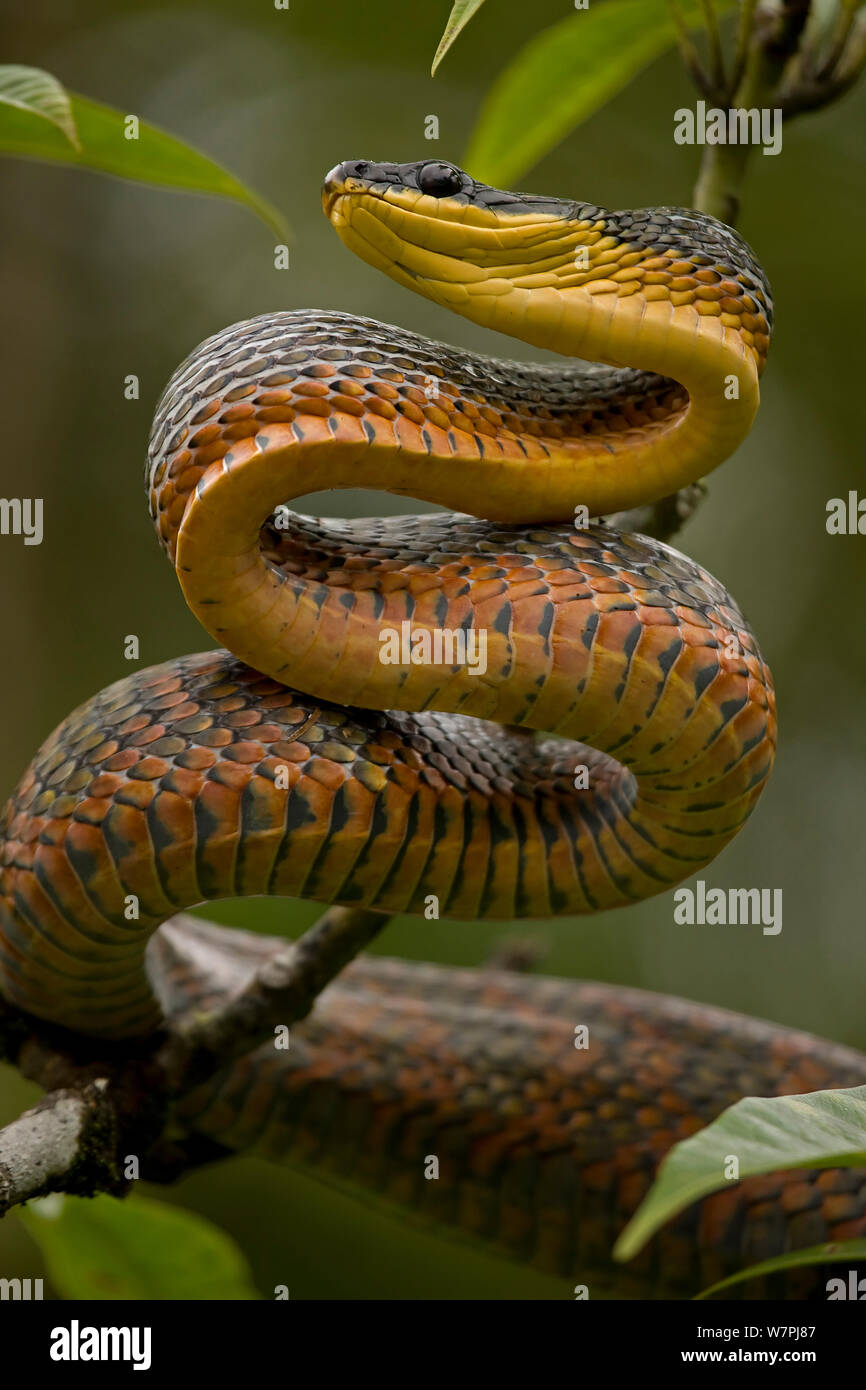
[0,0,864,1298]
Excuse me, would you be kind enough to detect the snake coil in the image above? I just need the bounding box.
[1,163,842,1300]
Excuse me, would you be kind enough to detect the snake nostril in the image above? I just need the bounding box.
[323,160,381,196]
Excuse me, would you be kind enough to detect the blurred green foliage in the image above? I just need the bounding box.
[21,1193,257,1299]
[0,66,286,236]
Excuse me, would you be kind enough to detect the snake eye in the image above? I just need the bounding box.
[417,162,464,198]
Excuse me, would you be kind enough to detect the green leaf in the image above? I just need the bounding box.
[614,1085,866,1263]
[20,1194,258,1300]
[696,1237,866,1299]
[432,0,489,74]
[0,65,79,149]
[0,80,287,240]
[464,0,732,187]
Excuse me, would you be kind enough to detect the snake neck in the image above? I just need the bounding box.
[325,177,772,512]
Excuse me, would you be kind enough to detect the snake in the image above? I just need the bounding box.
[1,158,862,1297]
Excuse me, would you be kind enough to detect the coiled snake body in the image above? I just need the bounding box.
[2,161,861,1295]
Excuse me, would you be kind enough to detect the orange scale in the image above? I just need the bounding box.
[333,377,366,395]
[357,745,393,768]
[364,396,398,421]
[207,761,255,791]
[190,399,222,424]
[378,571,410,594]
[223,710,262,729]
[196,778,242,830]
[422,404,451,430]
[89,741,121,764]
[269,742,308,762]
[172,716,214,739]
[449,411,476,434]
[294,397,331,417]
[824,1194,863,1223]
[86,773,125,798]
[164,701,202,721]
[102,748,142,773]
[815,1169,846,1193]
[674,621,715,650]
[255,403,296,422]
[129,756,170,780]
[196,728,234,748]
[395,398,425,425]
[400,385,427,406]
[546,568,581,587]
[330,393,366,417]
[504,565,543,583]
[69,797,112,827]
[589,577,631,595]
[634,1104,664,1130]
[223,421,260,441]
[127,724,167,748]
[501,412,525,432]
[199,683,238,698]
[148,692,188,712]
[194,440,232,466]
[167,494,188,527]
[161,766,206,797]
[212,697,251,715]
[140,676,183,697]
[167,449,193,477]
[636,604,677,627]
[35,819,66,846]
[657,1088,690,1115]
[291,380,330,398]
[219,402,257,424]
[189,427,226,453]
[221,741,266,764]
[115,780,157,811]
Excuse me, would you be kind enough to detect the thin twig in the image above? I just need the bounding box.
[669,0,717,97]
[700,0,729,93]
[158,905,390,1088]
[780,11,866,114]
[814,0,858,79]
[730,0,759,92]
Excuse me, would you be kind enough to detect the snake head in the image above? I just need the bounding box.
[321,157,592,328]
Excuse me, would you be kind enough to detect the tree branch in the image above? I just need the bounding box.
[0,905,389,1214]
[0,1082,121,1217]
[157,905,389,1089]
